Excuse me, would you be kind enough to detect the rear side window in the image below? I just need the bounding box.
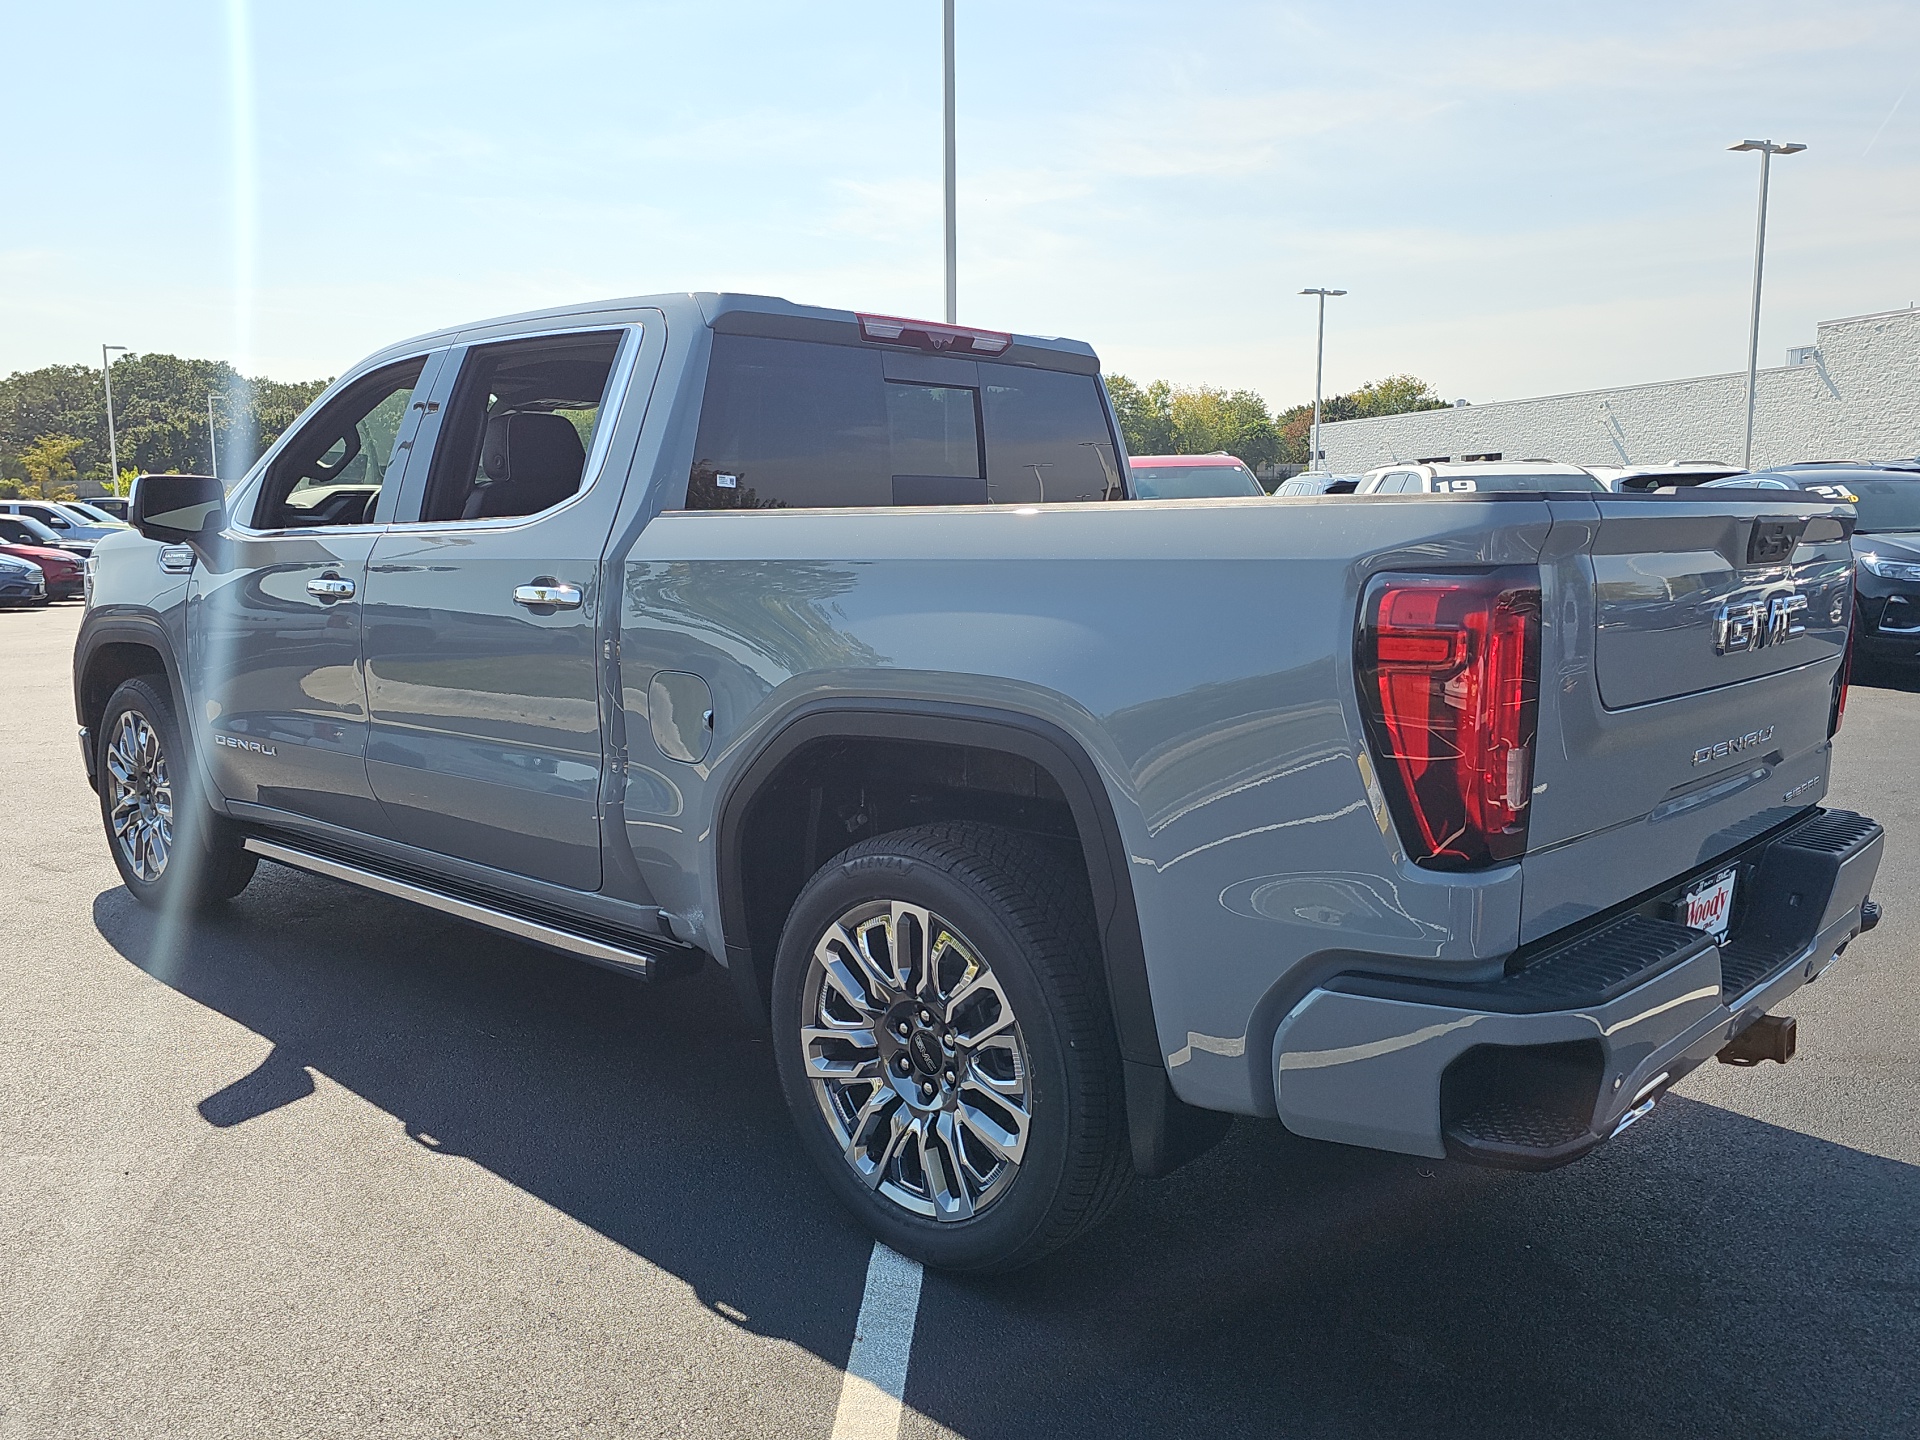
[981,368,1120,503]
[420,331,622,522]
[686,334,1120,509]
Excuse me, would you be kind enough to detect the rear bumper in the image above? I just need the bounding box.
[1272,809,1884,1165]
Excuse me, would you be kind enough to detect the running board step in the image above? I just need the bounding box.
[243,837,702,982]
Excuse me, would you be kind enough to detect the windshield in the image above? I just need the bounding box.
[1848,476,1920,533]
[1129,463,1264,499]
[63,502,120,524]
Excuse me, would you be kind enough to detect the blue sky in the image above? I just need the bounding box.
[3,0,1916,409]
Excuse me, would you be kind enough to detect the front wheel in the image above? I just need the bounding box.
[771,822,1131,1273]
[98,676,257,909]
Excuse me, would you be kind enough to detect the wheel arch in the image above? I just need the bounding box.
[73,612,187,793]
[714,699,1229,1177]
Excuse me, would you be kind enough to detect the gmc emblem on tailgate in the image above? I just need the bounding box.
[1714,589,1808,655]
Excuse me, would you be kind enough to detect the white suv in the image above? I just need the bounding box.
[1357,460,1608,494]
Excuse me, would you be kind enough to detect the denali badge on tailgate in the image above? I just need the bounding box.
[1694,726,1774,765]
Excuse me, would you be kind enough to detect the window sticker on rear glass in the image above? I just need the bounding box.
[1804,484,1858,502]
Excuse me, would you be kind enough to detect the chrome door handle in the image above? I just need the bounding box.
[307,575,356,602]
[513,580,583,610]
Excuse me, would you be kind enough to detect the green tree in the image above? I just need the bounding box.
[0,353,329,490]
[1169,385,1280,468]
[1275,402,1314,466]
[1272,377,1452,466]
[1343,374,1450,418]
[18,433,85,498]
[1103,374,1175,455]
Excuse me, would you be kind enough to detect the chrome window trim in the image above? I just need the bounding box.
[379,321,643,536]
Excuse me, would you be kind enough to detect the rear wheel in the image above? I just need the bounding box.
[771,822,1131,1272]
[98,676,257,909]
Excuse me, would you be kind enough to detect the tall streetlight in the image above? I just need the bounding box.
[207,392,220,480]
[1299,288,1346,471]
[943,0,957,324]
[101,345,128,490]
[1729,139,1806,468]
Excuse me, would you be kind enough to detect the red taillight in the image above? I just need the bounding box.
[1830,618,1854,737]
[1358,570,1542,870]
[856,312,1012,356]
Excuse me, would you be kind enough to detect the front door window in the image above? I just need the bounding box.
[252,359,427,529]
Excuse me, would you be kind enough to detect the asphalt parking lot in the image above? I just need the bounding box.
[3,598,1916,1440]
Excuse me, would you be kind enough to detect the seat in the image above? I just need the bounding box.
[462,413,587,520]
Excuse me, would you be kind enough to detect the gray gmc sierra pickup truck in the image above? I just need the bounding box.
[76,293,1884,1271]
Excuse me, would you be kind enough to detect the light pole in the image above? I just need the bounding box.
[943,0,957,324]
[1299,288,1345,471]
[207,392,220,480]
[102,345,128,491]
[1729,139,1806,468]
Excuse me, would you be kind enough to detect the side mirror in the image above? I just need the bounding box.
[132,474,227,548]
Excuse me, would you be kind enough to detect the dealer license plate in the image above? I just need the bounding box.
[1678,867,1738,941]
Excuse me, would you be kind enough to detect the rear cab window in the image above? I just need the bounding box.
[684,333,1122,509]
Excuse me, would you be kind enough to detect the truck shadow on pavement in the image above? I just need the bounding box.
[95,865,1920,1440]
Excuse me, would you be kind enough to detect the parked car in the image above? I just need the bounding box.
[1273,472,1363,496]
[0,513,92,559]
[60,499,130,527]
[0,552,48,607]
[85,496,132,521]
[0,500,121,545]
[1586,462,1746,492]
[0,536,83,599]
[1357,460,1608,494]
[78,292,1883,1272]
[1692,462,1920,670]
[1127,454,1265,498]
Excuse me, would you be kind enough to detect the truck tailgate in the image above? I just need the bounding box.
[1520,495,1855,942]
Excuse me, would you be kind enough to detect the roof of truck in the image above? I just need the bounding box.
[364,292,1102,376]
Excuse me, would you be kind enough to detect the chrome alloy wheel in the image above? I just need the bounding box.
[105,711,174,883]
[802,900,1033,1221]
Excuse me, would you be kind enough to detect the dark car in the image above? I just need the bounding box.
[0,552,48,607]
[1273,472,1363,496]
[0,513,92,559]
[1693,462,1920,669]
[0,537,84,599]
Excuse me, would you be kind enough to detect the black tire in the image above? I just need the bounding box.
[97,675,257,909]
[771,821,1132,1273]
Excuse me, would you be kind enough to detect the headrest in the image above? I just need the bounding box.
[473,412,587,517]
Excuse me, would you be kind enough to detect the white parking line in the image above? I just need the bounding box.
[830,1241,925,1440]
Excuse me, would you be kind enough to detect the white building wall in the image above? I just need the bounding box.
[1320,306,1920,472]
